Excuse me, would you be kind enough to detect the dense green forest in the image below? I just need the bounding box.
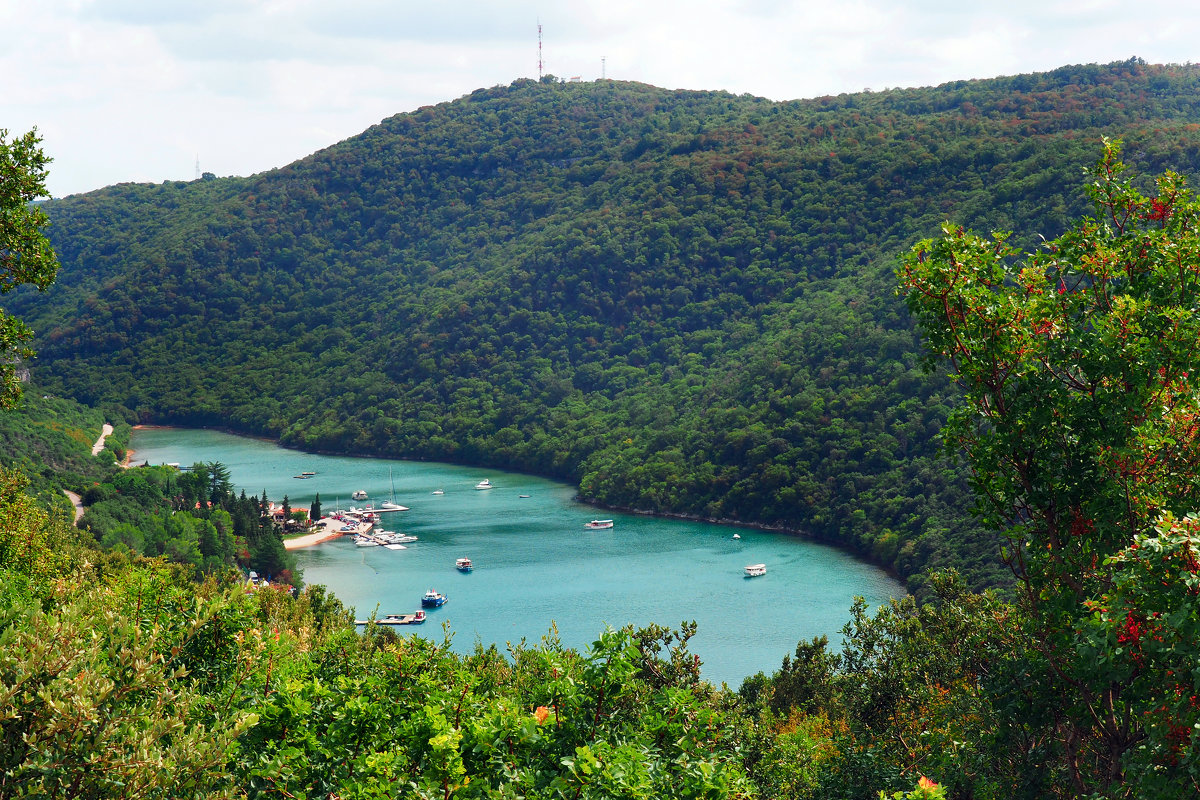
[15,58,1200,594]
[4,66,1200,798]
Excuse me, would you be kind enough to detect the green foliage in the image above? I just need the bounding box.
[899,141,1200,795]
[0,128,60,409]
[30,61,1200,592]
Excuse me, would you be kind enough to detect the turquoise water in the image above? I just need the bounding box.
[130,427,903,687]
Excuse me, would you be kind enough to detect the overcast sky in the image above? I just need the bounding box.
[4,1,1197,198]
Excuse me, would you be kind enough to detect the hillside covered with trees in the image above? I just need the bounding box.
[14,58,1200,593]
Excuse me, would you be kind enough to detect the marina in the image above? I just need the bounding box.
[129,426,904,686]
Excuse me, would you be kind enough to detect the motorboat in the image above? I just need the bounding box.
[356,611,426,626]
[744,563,767,578]
[455,557,473,572]
[519,494,531,498]
[354,534,380,547]
[732,533,741,540]
[421,589,447,607]
[432,488,444,495]
[585,519,614,530]
[375,531,418,545]
[474,479,493,490]
[352,489,368,500]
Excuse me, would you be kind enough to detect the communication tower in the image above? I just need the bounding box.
[537,20,543,79]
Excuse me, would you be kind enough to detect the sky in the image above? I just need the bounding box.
[4,1,1197,198]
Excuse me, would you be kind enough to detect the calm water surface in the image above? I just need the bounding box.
[130,427,904,686]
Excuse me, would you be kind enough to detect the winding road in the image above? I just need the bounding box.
[64,423,115,524]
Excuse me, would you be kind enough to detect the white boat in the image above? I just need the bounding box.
[744,563,767,577]
[355,534,380,547]
[474,479,493,490]
[376,531,418,545]
[352,489,368,501]
[456,557,473,572]
[356,611,425,626]
[432,489,444,495]
[379,469,408,510]
[585,519,614,530]
[732,533,741,540]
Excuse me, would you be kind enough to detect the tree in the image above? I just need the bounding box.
[0,128,60,408]
[898,140,1200,796]
[309,493,321,522]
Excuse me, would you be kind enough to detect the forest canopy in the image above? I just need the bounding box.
[14,59,1200,592]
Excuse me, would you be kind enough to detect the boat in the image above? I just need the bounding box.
[355,611,426,626]
[432,489,444,495]
[352,489,368,501]
[375,531,418,545]
[354,534,380,547]
[421,589,447,607]
[379,469,408,510]
[475,479,493,490]
[293,474,312,479]
[585,519,614,530]
[744,563,767,577]
[456,557,473,572]
[302,471,315,476]
[732,533,741,540]
[519,494,531,498]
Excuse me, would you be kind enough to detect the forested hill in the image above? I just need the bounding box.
[16,58,1200,594]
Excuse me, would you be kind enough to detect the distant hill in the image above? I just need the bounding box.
[14,58,1200,594]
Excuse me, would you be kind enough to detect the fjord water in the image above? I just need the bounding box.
[131,427,903,687]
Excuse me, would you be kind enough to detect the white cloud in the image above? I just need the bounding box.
[4,0,1199,197]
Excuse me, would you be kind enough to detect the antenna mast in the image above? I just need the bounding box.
[602,56,606,80]
[195,155,200,180]
[537,19,543,79]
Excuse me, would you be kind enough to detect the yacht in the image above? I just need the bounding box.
[474,479,493,490]
[421,589,447,607]
[585,519,614,530]
[352,489,368,501]
[455,557,473,572]
[744,563,767,578]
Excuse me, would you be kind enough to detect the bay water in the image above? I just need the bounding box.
[130,426,903,687]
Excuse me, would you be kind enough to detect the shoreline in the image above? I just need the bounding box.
[128,423,904,587]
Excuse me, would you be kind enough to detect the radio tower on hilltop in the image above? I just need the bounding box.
[537,19,543,80]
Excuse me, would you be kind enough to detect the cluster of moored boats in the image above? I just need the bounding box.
[355,530,419,550]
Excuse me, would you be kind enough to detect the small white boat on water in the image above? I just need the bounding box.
[732,533,741,540]
[352,490,368,501]
[380,501,409,511]
[355,534,380,548]
[355,611,426,626]
[585,519,614,530]
[432,489,444,495]
[744,563,767,578]
[475,479,493,490]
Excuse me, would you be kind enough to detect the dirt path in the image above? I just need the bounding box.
[64,489,85,524]
[91,423,113,456]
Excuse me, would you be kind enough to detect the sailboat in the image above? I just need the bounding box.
[381,467,409,511]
